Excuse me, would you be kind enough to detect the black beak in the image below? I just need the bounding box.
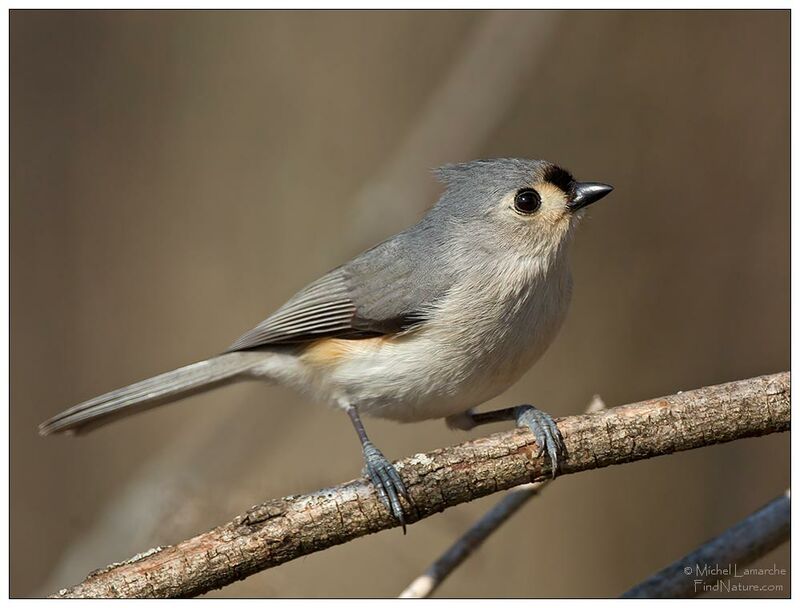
[568,182,614,212]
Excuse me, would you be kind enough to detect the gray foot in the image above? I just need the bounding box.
[362,441,411,533]
[515,405,566,477]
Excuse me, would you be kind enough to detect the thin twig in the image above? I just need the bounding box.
[398,395,607,598]
[399,483,544,599]
[621,490,791,598]
[50,372,789,598]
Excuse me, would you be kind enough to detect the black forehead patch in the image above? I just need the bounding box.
[543,165,575,194]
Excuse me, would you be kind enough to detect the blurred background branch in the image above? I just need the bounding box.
[622,491,790,598]
[349,10,563,241]
[52,373,788,599]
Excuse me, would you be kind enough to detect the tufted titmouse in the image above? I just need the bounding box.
[40,158,612,530]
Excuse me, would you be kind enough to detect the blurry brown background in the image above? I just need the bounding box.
[11,10,789,598]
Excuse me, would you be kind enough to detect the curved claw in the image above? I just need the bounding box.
[515,405,566,478]
[362,441,412,533]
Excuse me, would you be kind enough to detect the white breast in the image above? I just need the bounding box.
[288,252,573,423]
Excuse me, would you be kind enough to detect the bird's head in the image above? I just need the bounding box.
[432,158,613,265]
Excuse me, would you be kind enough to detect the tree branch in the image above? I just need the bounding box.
[622,490,790,598]
[398,395,608,598]
[51,372,789,598]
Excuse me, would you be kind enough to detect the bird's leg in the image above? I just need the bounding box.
[446,405,566,477]
[344,404,411,532]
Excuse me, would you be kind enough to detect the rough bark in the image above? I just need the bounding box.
[51,372,789,598]
[399,395,607,598]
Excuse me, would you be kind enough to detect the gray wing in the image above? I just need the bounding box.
[226,230,455,351]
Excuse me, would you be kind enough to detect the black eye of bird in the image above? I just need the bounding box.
[513,188,542,214]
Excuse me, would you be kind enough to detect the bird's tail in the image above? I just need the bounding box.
[38,351,269,436]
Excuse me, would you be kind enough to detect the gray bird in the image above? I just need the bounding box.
[40,158,613,531]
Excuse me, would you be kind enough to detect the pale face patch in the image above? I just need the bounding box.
[499,180,573,227]
[490,177,578,262]
[536,182,570,210]
[531,181,572,227]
